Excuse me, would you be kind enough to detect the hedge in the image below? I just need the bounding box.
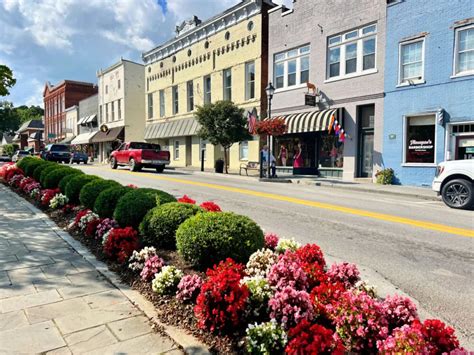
[65,174,101,204]
[94,186,131,219]
[114,189,159,229]
[79,179,121,210]
[43,167,82,190]
[58,170,84,193]
[140,202,203,250]
[139,188,177,205]
[24,159,47,177]
[40,164,70,187]
[32,161,55,182]
[16,156,36,172]
[176,212,264,269]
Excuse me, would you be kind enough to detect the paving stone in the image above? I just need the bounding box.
[1,289,62,313]
[65,325,118,353]
[108,315,152,341]
[0,310,29,331]
[26,298,90,324]
[0,283,37,300]
[45,346,72,355]
[7,266,47,284]
[33,276,73,293]
[57,280,114,299]
[0,257,55,271]
[41,262,79,279]
[0,254,18,263]
[82,289,128,309]
[0,320,66,353]
[87,333,180,355]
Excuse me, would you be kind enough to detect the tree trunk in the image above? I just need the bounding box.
[223,146,229,174]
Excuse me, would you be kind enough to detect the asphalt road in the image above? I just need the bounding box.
[77,164,474,348]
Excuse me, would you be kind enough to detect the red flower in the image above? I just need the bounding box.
[103,227,139,263]
[85,218,103,238]
[0,162,15,178]
[4,167,24,182]
[40,188,60,207]
[177,195,196,204]
[127,184,138,188]
[286,320,344,355]
[310,281,346,319]
[255,118,288,137]
[74,209,92,225]
[199,201,221,212]
[420,319,460,354]
[295,244,327,288]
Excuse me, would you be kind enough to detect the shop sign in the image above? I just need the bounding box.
[100,124,109,133]
[48,133,56,138]
[407,139,434,161]
[305,94,316,107]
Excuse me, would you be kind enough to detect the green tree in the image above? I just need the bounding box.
[14,105,44,123]
[196,101,251,174]
[0,65,16,97]
[0,101,20,133]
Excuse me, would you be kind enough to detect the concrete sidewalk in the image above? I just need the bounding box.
[0,185,181,354]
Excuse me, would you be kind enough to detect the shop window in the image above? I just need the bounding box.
[111,101,115,121]
[454,25,474,76]
[174,140,180,160]
[404,115,436,164]
[274,45,310,89]
[223,68,232,101]
[239,141,249,160]
[172,86,179,114]
[105,103,109,123]
[245,61,255,100]
[159,90,165,117]
[187,80,194,112]
[147,93,153,119]
[117,99,122,120]
[118,79,121,89]
[399,38,424,84]
[204,75,212,104]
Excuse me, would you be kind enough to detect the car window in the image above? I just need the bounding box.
[51,144,69,152]
[129,142,161,150]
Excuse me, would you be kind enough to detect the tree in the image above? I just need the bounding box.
[0,65,16,97]
[0,101,20,133]
[196,101,251,174]
[15,105,44,123]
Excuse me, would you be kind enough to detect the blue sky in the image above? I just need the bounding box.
[0,0,291,107]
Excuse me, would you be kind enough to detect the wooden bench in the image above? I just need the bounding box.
[240,161,260,176]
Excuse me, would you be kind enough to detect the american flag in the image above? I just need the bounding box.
[247,111,257,134]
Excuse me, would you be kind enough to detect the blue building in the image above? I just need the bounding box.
[383,0,474,186]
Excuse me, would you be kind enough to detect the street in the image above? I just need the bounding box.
[76,164,474,348]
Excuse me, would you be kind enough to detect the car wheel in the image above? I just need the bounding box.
[129,158,139,172]
[441,179,473,210]
[110,158,117,169]
[156,165,165,173]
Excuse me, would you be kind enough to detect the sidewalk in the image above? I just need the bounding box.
[0,185,181,354]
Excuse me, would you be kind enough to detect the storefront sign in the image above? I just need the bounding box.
[48,133,56,138]
[305,94,316,107]
[407,139,434,161]
[100,124,109,133]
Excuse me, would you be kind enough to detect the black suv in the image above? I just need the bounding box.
[41,144,71,163]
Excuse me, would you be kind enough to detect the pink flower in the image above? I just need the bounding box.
[140,255,165,281]
[327,262,360,288]
[264,233,279,250]
[176,274,203,302]
[269,286,314,329]
[267,250,308,291]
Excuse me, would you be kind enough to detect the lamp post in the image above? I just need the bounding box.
[265,82,275,178]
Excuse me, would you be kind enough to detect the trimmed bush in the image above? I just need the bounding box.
[94,186,131,219]
[140,188,176,205]
[39,164,67,187]
[24,159,47,177]
[42,166,77,189]
[140,202,203,250]
[79,179,121,210]
[176,212,264,269]
[58,170,83,193]
[32,161,54,182]
[114,189,158,229]
[16,156,36,172]
[65,174,101,204]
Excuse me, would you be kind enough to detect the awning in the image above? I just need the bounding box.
[271,108,343,134]
[84,114,97,124]
[91,127,124,143]
[144,118,200,140]
[59,136,75,144]
[77,116,88,125]
[27,131,43,142]
[71,131,98,145]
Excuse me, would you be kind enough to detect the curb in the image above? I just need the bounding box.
[3,186,211,355]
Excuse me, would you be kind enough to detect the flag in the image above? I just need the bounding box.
[328,114,335,134]
[247,111,256,134]
[339,129,346,143]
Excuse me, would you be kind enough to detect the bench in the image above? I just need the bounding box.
[240,161,260,176]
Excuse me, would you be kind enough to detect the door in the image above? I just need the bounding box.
[357,105,375,177]
[185,136,192,166]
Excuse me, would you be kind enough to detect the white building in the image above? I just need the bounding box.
[64,105,78,143]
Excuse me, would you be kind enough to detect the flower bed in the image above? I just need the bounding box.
[0,163,468,354]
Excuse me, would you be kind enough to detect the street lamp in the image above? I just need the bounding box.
[265,82,275,178]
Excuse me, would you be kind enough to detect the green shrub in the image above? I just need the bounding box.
[58,170,84,193]
[65,174,101,204]
[140,202,203,250]
[40,164,69,187]
[32,161,54,182]
[42,167,78,189]
[139,188,177,205]
[3,144,19,157]
[114,189,158,229]
[24,159,47,178]
[16,156,36,171]
[94,186,131,219]
[176,212,264,269]
[376,168,395,185]
[79,179,121,210]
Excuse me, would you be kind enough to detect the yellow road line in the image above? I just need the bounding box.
[91,166,474,238]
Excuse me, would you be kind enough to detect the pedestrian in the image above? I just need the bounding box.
[278,144,287,166]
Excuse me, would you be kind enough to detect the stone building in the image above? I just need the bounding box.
[142,0,275,170]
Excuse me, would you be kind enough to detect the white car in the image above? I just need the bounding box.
[11,150,31,163]
[432,160,474,209]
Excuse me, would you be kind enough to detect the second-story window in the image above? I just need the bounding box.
[204,75,212,104]
[111,101,115,121]
[105,103,109,123]
[118,79,121,89]
[159,90,165,117]
[173,86,179,114]
[274,45,310,89]
[454,25,474,76]
[399,38,425,84]
[327,24,377,79]
[99,105,102,123]
[147,93,153,119]
[187,80,194,112]
[117,99,122,120]
[223,68,232,101]
[245,61,255,100]
[105,85,108,94]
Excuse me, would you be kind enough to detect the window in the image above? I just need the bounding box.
[111,101,115,121]
[174,140,180,160]
[105,103,109,123]
[105,85,108,94]
[159,90,165,117]
[147,93,153,119]
[187,80,194,112]
[204,75,212,104]
[223,68,232,101]
[200,139,207,161]
[99,105,102,123]
[117,99,122,120]
[404,115,436,164]
[399,39,424,84]
[245,61,255,100]
[118,79,121,89]
[327,24,377,79]
[454,25,474,76]
[172,86,179,114]
[274,45,310,89]
[239,141,249,160]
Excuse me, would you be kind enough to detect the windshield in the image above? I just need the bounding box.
[129,142,161,150]
[51,144,70,152]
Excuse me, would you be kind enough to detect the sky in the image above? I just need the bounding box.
[0,0,293,107]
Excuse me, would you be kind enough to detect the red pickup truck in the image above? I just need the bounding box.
[110,142,170,173]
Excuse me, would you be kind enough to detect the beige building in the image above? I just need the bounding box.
[142,0,275,170]
[95,59,145,162]
[64,105,78,143]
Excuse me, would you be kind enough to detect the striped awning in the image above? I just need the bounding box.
[271,108,343,134]
[144,118,200,140]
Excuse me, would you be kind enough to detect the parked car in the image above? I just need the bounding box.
[110,142,170,173]
[12,150,31,162]
[41,144,71,163]
[432,160,474,210]
[70,151,88,164]
[0,154,11,162]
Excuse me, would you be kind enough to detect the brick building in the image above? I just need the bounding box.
[43,80,98,143]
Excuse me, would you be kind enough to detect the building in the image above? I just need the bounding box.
[267,0,386,180]
[142,0,276,170]
[12,119,44,152]
[382,0,474,186]
[0,133,14,155]
[64,105,78,144]
[71,94,99,159]
[95,59,145,162]
[43,80,98,144]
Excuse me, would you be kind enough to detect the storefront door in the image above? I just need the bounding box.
[357,105,375,177]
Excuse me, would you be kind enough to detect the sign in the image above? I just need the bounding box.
[305,94,316,107]
[388,134,396,140]
[100,124,109,133]
[407,139,434,162]
[48,133,56,138]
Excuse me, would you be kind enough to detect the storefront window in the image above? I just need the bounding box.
[240,141,249,160]
[319,135,344,168]
[405,115,436,164]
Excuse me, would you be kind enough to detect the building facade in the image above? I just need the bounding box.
[64,105,78,143]
[383,0,474,186]
[268,0,386,180]
[95,59,145,162]
[13,119,44,152]
[43,80,97,143]
[71,94,99,159]
[142,0,275,170]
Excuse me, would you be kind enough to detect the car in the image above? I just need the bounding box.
[70,151,88,164]
[110,142,170,173]
[11,150,31,162]
[0,154,11,162]
[432,160,474,210]
[41,144,71,163]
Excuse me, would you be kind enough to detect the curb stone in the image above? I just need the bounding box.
[4,186,211,355]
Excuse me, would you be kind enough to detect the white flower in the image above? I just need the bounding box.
[275,238,301,254]
[246,248,279,277]
[49,193,69,209]
[77,211,99,231]
[152,266,183,295]
[128,246,158,271]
